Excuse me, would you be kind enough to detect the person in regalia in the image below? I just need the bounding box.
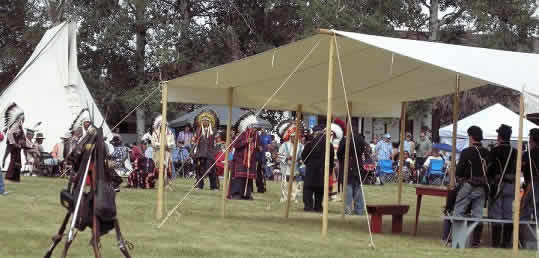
[192,110,218,190]
[3,103,33,182]
[150,115,176,183]
[277,119,304,202]
[230,113,267,200]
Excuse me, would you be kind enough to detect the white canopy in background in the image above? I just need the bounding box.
[0,22,111,156]
[439,103,539,151]
[167,30,539,117]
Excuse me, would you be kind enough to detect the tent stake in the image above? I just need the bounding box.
[285,104,303,218]
[397,102,407,204]
[156,81,168,220]
[513,93,524,256]
[322,35,336,237]
[222,88,234,218]
[341,102,352,220]
[450,74,460,188]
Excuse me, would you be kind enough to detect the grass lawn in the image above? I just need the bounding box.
[0,177,535,257]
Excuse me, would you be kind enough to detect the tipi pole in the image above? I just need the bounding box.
[156,81,168,220]
[341,102,352,220]
[450,74,460,188]
[512,93,524,256]
[285,104,302,218]
[397,102,407,204]
[322,34,336,237]
[221,88,234,218]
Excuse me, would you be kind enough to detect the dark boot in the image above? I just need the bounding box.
[491,224,501,248]
[501,224,513,248]
[471,223,483,248]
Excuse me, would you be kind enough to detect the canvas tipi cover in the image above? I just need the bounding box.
[0,22,111,157]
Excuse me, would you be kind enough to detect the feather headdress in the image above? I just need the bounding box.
[235,112,271,133]
[3,102,24,130]
[330,122,344,141]
[25,121,42,134]
[69,108,90,132]
[277,119,305,142]
[194,109,219,129]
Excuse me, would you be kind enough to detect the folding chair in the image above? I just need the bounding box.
[377,160,396,183]
[427,159,445,185]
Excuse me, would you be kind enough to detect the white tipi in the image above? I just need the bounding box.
[0,22,112,157]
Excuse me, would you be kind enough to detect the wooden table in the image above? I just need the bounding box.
[413,186,449,236]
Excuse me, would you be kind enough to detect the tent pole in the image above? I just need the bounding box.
[397,102,407,204]
[285,104,303,218]
[512,93,524,256]
[341,102,352,220]
[322,35,336,237]
[156,81,168,220]
[450,74,460,189]
[221,88,234,218]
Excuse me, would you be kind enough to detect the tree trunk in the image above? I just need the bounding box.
[135,0,146,141]
[429,0,439,41]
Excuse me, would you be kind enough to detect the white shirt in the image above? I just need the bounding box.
[278,141,304,176]
[423,156,445,169]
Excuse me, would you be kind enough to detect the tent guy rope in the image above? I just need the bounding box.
[335,35,376,249]
[157,39,322,228]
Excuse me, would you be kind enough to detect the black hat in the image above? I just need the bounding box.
[467,126,483,141]
[312,125,325,132]
[530,128,539,142]
[496,124,512,141]
[110,136,122,146]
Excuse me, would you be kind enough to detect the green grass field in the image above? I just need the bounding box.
[0,177,535,257]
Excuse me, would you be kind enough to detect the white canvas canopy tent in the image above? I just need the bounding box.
[439,103,539,151]
[161,29,539,252]
[167,30,539,117]
[0,22,111,158]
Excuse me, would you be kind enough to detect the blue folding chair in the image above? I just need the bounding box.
[427,159,445,185]
[377,160,396,183]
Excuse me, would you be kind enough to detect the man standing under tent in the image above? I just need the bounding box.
[192,110,218,190]
[416,132,432,168]
[338,130,367,215]
[3,103,32,182]
[150,115,176,185]
[277,120,304,202]
[374,133,392,185]
[487,124,517,248]
[453,126,489,247]
[520,128,539,247]
[229,114,264,200]
[302,125,334,212]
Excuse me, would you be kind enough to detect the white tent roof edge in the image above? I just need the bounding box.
[167,29,539,118]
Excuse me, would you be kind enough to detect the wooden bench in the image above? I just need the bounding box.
[443,216,537,248]
[366,205,410,234]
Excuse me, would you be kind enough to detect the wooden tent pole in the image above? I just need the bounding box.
[156,81,168,220]
[450,74,460,189]
[512,93,524,256]
[221,88,234,218]
[322,35,336,237]
[397,102,407,204]
[285,104,303,218]
[341,102,352,220]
